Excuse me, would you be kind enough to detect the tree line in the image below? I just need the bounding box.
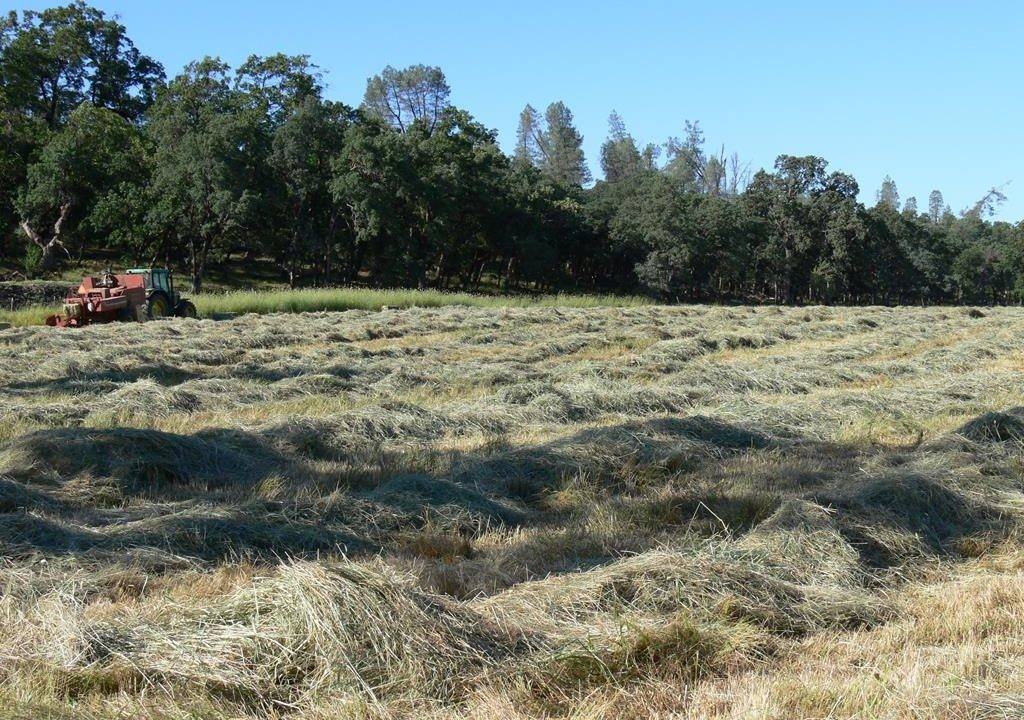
[2,3,1021,303]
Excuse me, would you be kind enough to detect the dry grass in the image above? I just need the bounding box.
[1,303,1023,718]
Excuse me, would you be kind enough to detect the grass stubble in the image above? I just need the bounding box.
[0,302,1023,718]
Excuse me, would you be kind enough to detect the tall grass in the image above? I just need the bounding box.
[0,287,650,327]
[0,304,55,327]
[191,287,651,316]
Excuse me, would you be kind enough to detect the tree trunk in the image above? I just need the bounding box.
[323,211,339,285]
[20,203,72,275]
[503,257,517,295]
[36,242,59,273]
[473,261,485,291]
[189,237,208,294]
[433,252,446,289]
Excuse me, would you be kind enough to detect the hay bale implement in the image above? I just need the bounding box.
[45,268,197,328]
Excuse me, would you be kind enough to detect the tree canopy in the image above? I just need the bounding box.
[1,4,1021,306]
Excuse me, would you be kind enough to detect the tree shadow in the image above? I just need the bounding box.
[0,409,1018,571]
[6,363,198,393]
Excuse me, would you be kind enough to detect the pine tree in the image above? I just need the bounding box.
[514,104,542,166]
[928,190,945,223]
[539,101,591,186]
[876,175,900,210]
[599,110,644,182]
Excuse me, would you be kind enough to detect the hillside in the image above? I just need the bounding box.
[1,304,1024,718]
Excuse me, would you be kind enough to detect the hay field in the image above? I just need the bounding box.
[2,304,1024,719]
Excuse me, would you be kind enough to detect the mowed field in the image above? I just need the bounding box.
[2,304,1024,719]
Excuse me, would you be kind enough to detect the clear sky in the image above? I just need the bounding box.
[15,0,1024,220]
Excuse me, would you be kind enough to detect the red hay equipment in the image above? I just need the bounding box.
[44,267,196,328]
[45,273,149,328]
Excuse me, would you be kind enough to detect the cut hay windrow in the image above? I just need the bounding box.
[2,304,1024,717]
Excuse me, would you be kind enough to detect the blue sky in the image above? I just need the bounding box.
[16,0,1024,220]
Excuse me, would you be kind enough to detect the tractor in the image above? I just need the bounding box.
[45,267,197,328]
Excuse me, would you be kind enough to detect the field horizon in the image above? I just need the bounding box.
[0,285,655,328]
[3,280,1014,330]
[2,303,1024,718]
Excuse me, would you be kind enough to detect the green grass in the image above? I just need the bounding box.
[192,287,651,315]
[0,287,651,327]
[0,304,55,327]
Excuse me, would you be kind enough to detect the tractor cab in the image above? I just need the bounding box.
[125,268,196,319]
[126,268,175,301]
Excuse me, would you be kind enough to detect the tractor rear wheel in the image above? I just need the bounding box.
[175,300,198,318]
[147,292,171,320]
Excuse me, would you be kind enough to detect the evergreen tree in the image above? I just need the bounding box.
[514,104,542,166]
[539,101,590,186]
[599,110,644,182]
[876,175,900,210]
[928,190,945,223]
[664,120,705,188]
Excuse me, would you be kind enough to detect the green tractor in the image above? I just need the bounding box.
[125,268,197,320]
